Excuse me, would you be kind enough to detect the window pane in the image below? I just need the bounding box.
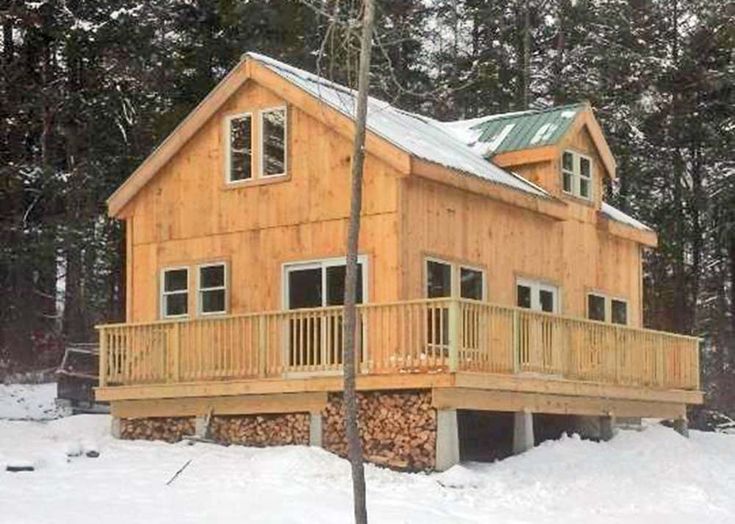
[263,109,286,176]
[288,268,322,309]
[517,285,532,309]
[230,115,252,181]
[201,289,225,313]
[580,157,591,178]
[612,300,628,325]
[200,265,225,289]
[164,269,188,292]
[563,172,573,193]
[539,289,555,312]
[165,293,187,316]
[580,178,590,198]
[326,263,363,306]
[588,294,606,321]
[460,267,483,300]
[562,151,574,171]
[427,261,452,298]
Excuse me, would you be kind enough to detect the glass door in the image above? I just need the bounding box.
[516,278,560,372]
[284,258,365,371]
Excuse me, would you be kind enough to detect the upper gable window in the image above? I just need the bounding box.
[261,107,287,177]
[227,113,253,182]
[226,107,287,183]
[561,150,592,200]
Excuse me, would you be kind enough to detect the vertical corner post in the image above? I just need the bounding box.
[98,327,108,388]
[448,299,460,373]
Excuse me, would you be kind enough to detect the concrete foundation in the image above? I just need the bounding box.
[111,417,121,439]
[599,415,616,441]
[673,417,689,438]
[513,410,534,454]
[435,408,460,471]
[309,411,323,447]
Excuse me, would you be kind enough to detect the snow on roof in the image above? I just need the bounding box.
[601,202,652,231]
[247,52,549,198]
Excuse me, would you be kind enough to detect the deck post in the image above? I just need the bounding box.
[435,408,460,471]
[171,323,181,383]
[513,410,534,454]
[309,411,323,447]
[599,414,616,441]
[448,299,460,372]
[673,417,689,438]
[512,310,521,373]
[98,328,108,387]
[258,315,267,378]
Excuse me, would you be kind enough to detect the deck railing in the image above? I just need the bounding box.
[97,298,700,390]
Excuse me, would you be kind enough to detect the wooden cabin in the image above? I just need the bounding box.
[96,52,701,471]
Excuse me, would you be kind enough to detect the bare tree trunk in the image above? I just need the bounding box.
[522,0,531,109]
[342,1,376,523]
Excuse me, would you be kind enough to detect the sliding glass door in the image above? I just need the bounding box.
[284,258,366,370]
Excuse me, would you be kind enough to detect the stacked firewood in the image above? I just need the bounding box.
[323,390,436,471]
[120,417,194,443]
[210,414,310,446]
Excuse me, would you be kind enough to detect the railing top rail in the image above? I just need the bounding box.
[455,298,701,342]
[95,296,699,343]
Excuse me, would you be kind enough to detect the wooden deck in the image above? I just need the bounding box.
[96,298,701,412]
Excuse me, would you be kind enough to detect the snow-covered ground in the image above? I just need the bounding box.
[2,385,735,523]
[0,382,62,420]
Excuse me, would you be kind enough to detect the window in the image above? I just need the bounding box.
[612,299,628,325]
[425,258,485,300]
[561,150,593,200]
[427,260,452,298]
[226,107,287,183]
[516,278,559,313]
[283,257,367,368]
[587,292,628,325]
[161,268,189,318]
[284,257,367,310]
[261,108,286,177]
[227,114,253,182]
[587,294,606,321]
[198,263,227,315]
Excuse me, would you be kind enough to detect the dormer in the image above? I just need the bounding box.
[449,102,616,209]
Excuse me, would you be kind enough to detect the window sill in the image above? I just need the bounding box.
[224,173,290,189]
[561,191,595,207]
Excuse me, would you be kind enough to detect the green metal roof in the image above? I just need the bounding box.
[472,103,586,155]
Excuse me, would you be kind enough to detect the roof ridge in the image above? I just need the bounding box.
[474,102,586,125]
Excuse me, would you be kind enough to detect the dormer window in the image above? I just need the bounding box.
[561,150,592,200]
[226,107,287,183]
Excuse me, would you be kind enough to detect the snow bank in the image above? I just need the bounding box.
[0,382,61,420]
[1,415,734,523]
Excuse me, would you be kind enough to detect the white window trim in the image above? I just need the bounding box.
[281,255,369,309]
[424,257,487,301]
[224,112,254,185]
[197,262,228,316]
[160,266,189,319]
[259,106,288,178]
[586,291,629,325]
[561,150,593,201]
[516,277,560,313]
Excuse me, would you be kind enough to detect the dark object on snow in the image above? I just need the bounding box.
[55,343,109,414]
[166,459,192,486]
[85,450,100,458]
[6,465,34,472]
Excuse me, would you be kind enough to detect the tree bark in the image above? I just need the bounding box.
[342,1,376,523]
